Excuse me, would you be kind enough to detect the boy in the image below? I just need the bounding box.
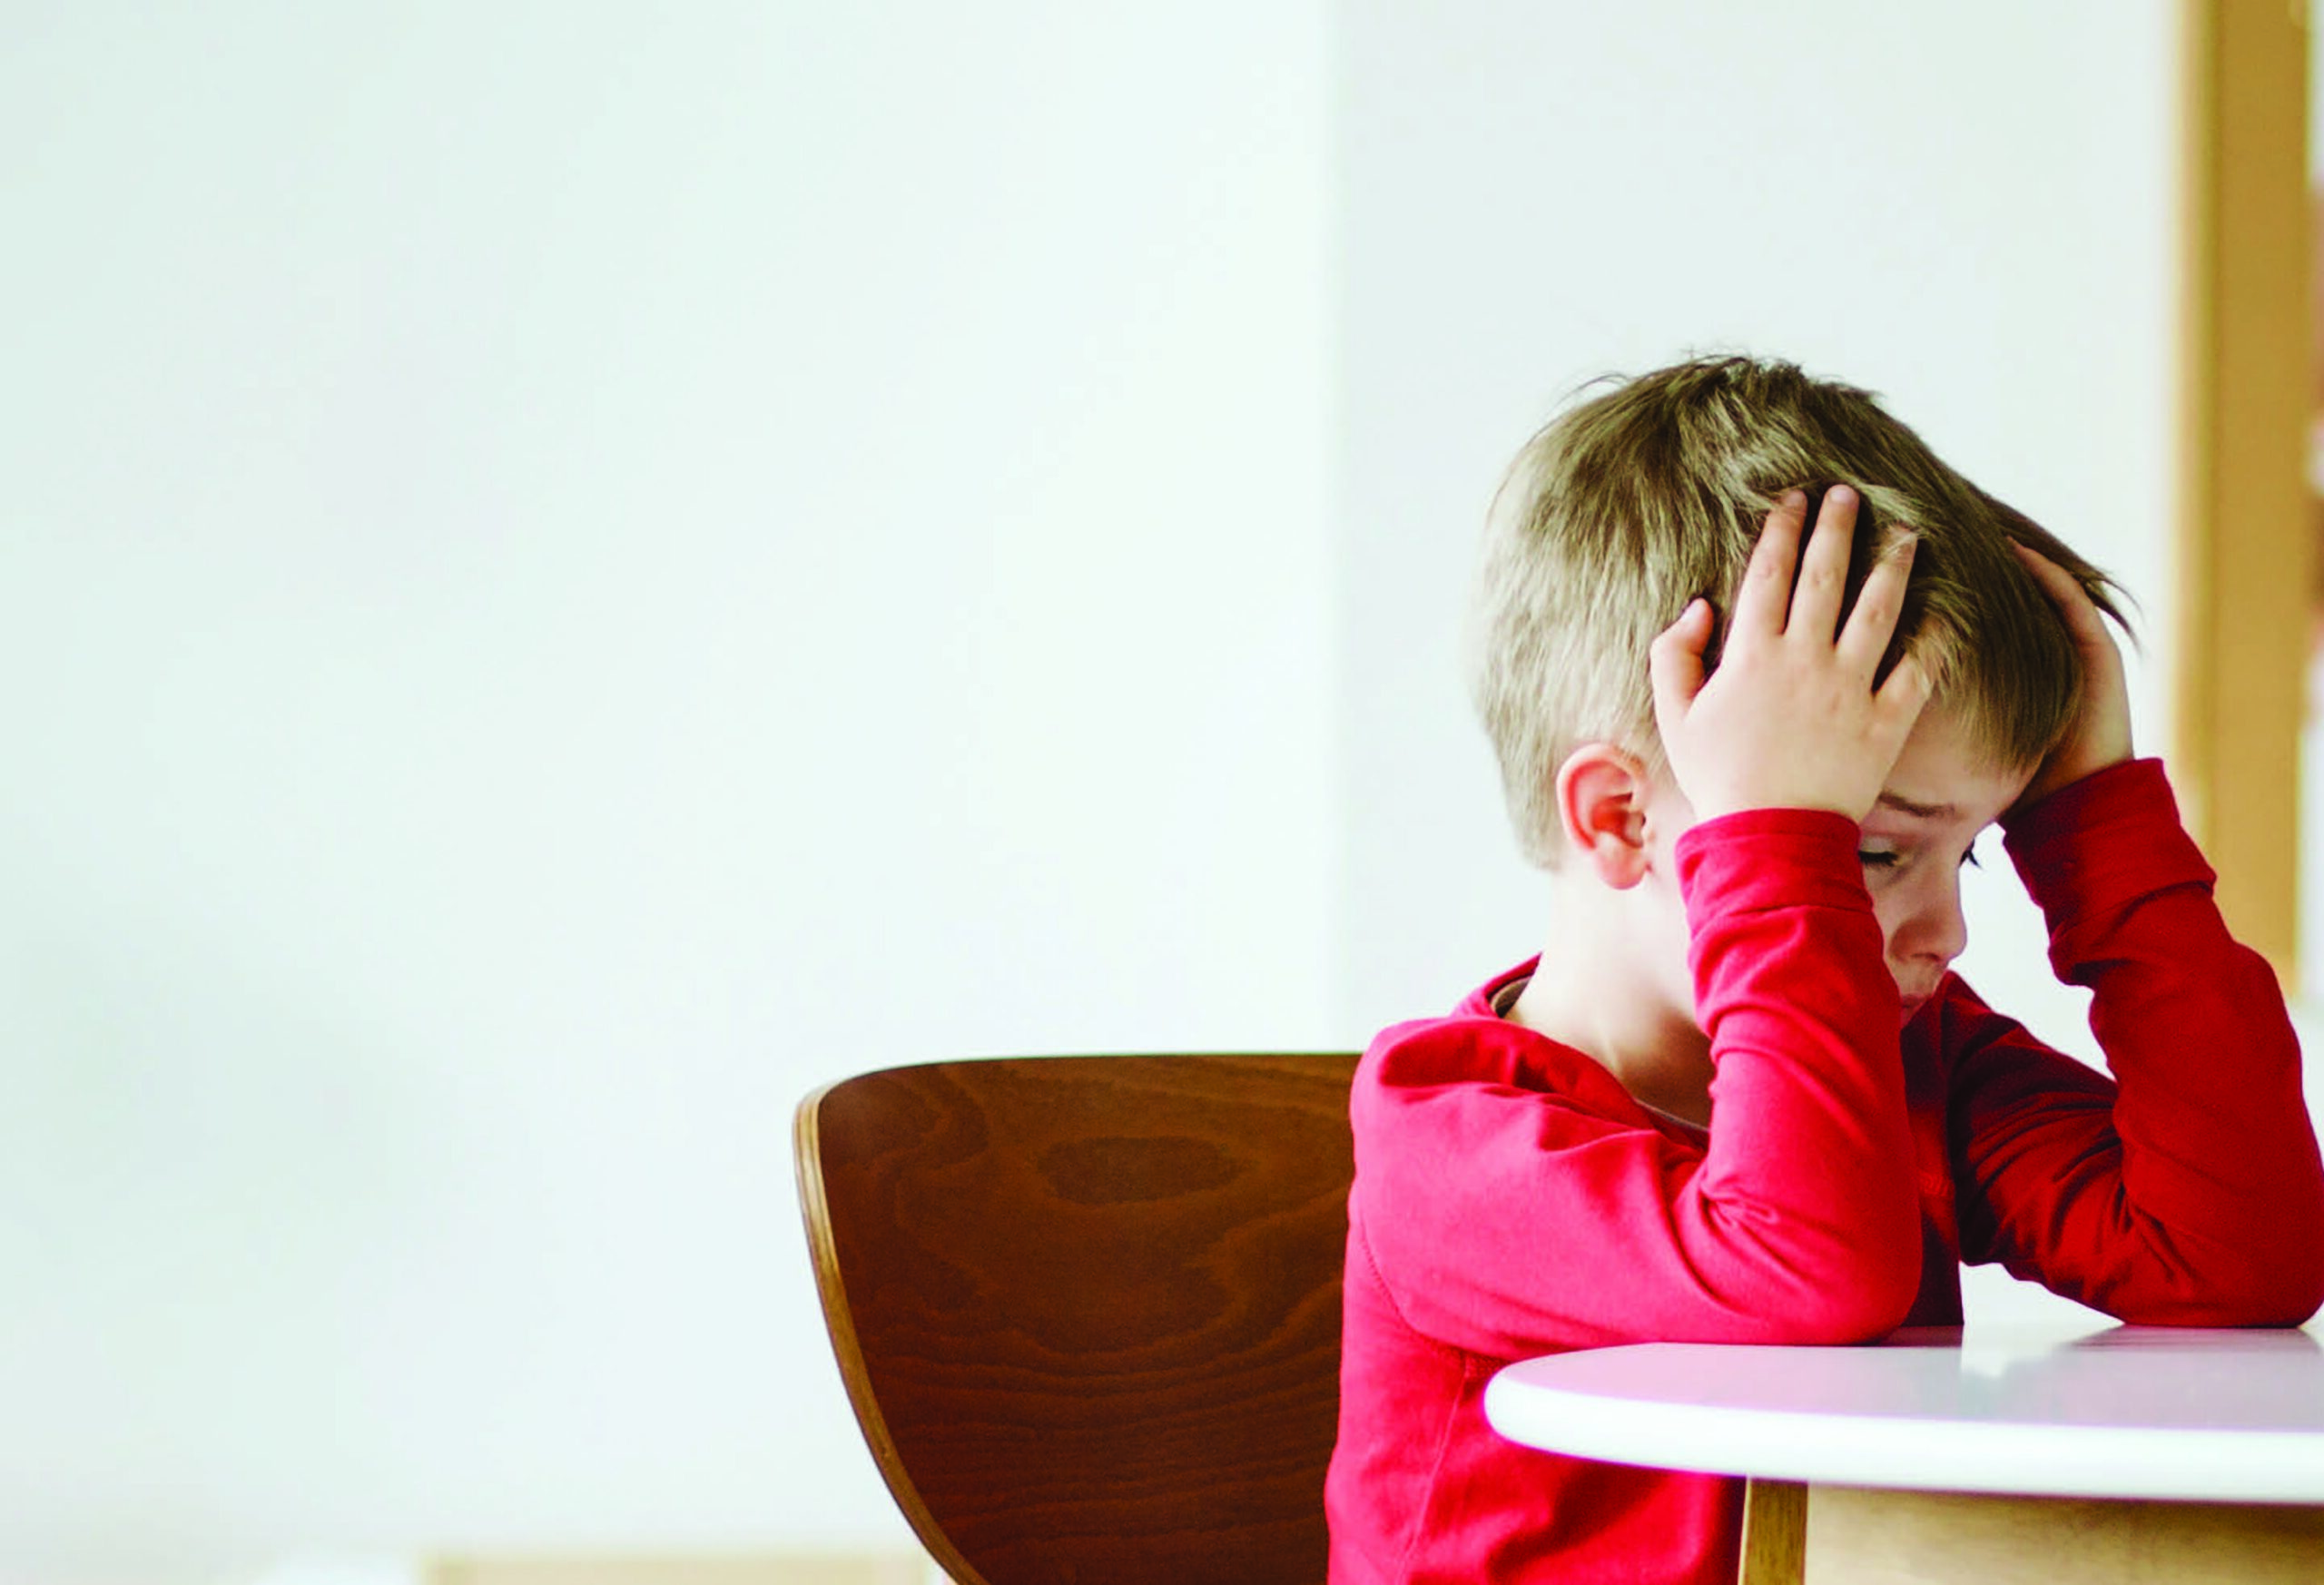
[1323,356,2324,1585]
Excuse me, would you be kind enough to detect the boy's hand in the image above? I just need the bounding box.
[2010,541,2132,811]
[1650,487,1934,823]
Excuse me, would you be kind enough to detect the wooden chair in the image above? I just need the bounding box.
[794,1053,1360,1585]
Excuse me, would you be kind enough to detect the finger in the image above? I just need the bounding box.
[1873,645,1937,730]
[1836,529,1917,674]
[1786,485,1861,641]
[1649,597,1714,737]
[2010,541,2110,645]
[1729,490,1809,643]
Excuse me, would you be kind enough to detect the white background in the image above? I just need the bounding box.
[7,2,2298,1579]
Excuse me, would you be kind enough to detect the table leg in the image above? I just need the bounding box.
[1738,1477,1806,1585]
[1804,1486,2324,1583]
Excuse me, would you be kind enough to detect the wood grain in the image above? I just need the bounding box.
[1738,1478,1807,1585]
[1807,1484,2324,1584]
[796,1054,1359,1585]
[2173,0,2310,985]
[426,1558,931,1585]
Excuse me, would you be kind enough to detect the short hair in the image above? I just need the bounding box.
[1468,354,2123,871]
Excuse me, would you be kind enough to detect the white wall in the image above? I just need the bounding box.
[0,4,1332,1577]
[2,0,2250,1577]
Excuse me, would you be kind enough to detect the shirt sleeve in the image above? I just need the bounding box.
[1351,810,1924,1358]
[1946,759,2324,1325]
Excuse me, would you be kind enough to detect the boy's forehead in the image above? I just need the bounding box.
[1880,702,2036,816]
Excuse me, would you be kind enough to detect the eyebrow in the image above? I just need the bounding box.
[1876,792,1960,820]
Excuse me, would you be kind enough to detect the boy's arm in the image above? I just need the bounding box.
[1354,809,1925,1356]
[1946,760,2324,1324]
[1951,546,2324,1323]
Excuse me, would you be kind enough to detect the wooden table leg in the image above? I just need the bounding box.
[1805,1486,2324,1583]
[1738,1478,1806,1585]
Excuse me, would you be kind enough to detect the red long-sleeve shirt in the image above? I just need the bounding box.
[1324,761,2324,1584]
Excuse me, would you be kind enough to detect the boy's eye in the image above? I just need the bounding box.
[1861,842,1984,873]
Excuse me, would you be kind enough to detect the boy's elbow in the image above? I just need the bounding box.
[2195,1185,2324,1325]
[2104,1205,2324,1328]
[1804,1258,1920,1344]
[2216,1237,2324,1326]
[2116,1265,2324,1329]
[1752,1236,1922,1345]
[2277,1186,2324,1322]
[2250,1277,2324,1328]
[1707,1189,1923,1344]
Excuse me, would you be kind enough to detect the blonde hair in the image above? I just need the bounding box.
[1469,355,2122,870]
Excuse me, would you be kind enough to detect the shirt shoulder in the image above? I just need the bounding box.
[1353,960,1666,1139]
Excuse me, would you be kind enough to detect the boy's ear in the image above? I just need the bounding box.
[1553,743,1654,889]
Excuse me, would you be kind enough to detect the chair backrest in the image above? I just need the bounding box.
[794,1053,1360,1585]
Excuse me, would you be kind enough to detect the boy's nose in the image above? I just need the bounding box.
[1895,881,1969,970]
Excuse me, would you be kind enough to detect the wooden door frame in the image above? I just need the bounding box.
[2175,0,2310,989]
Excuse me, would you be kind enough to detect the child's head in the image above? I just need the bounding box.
[1469,354,2121,870]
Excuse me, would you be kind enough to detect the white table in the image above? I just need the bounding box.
[1485,1324,2324,1584]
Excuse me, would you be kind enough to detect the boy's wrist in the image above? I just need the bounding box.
[2001,758,2211,921]
[2011,750,2135,822]
[2000,755,2156,840]
[1684,790,1862,823]
[1675,806,1873,922]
